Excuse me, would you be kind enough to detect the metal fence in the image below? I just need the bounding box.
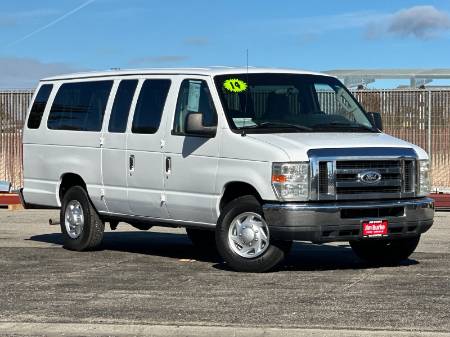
[0,88,449,191]
[0,90,33,190]
[353,90,450,192]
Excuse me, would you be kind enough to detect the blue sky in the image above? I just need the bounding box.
[1,0,450,88]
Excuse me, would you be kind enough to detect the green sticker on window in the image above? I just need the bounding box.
[223,79,248,93]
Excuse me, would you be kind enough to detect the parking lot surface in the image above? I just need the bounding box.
[0,210,449,336]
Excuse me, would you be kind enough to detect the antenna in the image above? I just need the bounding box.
[242,49,250,136]
[246,49,249,74]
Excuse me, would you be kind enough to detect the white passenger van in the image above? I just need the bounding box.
[21,68,434,272]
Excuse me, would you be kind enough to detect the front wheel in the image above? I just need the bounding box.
[215,195,292,272]
[350,235,420,264]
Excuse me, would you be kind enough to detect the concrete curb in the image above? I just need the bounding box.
[0,322,449,337]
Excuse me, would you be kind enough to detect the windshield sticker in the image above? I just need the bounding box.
[223,79,248,93]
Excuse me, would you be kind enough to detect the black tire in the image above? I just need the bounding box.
[215,195,292,272]
[60,186,105,251]
[350,235,420,264]
[186,228,217,254]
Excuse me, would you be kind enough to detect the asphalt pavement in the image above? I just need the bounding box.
[0,209,449,336]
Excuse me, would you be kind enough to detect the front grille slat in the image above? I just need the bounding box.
[317,159,416,200]
[335,179,402,188]
[335,167,401,174]
[336,160,400,169]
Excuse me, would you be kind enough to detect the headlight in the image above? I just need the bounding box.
[417,159,431,196]
[272,162,309,201]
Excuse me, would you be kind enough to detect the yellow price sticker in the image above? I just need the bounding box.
[223,79,248,93]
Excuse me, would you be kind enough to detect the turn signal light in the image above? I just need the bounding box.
[272,175,287,183]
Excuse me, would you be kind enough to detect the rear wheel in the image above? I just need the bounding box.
[216,195,292,272]
[350,235,420,264]
[60,186,105,251]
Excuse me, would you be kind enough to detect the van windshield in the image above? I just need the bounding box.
[214,73,377,133]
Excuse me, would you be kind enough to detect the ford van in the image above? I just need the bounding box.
[20,68,435,272]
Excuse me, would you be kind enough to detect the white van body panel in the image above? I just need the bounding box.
[22,83,56,207]
[101,79,129,214]
[214,128,291,207]
[22,67,430,230]
[23,79,113,212]
[245,132,429,162]
[41,67,326,82]
[125,77,171,220]
[163,76,220,224]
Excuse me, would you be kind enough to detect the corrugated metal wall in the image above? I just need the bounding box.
[0,88,449,191]
[0,90,33,190]
[353,90,450,191]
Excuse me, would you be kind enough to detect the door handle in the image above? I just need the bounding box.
[129,154,135,175]
[165,157,171,174]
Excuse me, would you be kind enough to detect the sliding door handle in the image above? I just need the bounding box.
[165,157,171,174]
[129,154,135,174]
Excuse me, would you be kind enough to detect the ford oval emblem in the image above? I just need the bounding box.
[358,171,382,184]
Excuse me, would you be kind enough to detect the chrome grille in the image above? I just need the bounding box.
[336,160,402,195]
[315,159,416,200]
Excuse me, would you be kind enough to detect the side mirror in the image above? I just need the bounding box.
[368,112,383,131]
[185,113,217,137]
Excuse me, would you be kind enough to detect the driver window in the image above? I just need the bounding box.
[173,79,217,135]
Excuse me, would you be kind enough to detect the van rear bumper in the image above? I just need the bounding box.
[262,197,434,242]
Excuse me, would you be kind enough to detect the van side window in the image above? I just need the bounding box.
[109,80,138,133]
[131,79,171,134]
[27,84,53,129]
[48,81,113,131]
[173,79,217,135]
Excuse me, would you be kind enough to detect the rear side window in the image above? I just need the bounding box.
[131,79,171,134]
[27,84,53,129]
[108,80,138,133]
[48,81,113,131]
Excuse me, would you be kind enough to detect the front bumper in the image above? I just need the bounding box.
[263,197,434,242]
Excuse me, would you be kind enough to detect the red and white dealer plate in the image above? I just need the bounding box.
[362,220,388,237]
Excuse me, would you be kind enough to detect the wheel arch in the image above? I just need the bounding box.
[218,181,263,214]
[57,173,87,206]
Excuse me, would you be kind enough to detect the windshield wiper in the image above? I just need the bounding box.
[312,122,377,132]
[245,121,312,132]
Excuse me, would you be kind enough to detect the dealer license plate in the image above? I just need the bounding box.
[362,220,388,237]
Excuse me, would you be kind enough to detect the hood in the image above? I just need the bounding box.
[246,132,427,161]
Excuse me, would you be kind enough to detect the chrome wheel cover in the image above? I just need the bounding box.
[228,212,270,258]
[64,200,85,239]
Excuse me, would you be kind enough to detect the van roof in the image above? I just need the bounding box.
[41,67,331,82]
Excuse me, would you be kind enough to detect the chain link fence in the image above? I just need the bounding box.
[0,88,449,191]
